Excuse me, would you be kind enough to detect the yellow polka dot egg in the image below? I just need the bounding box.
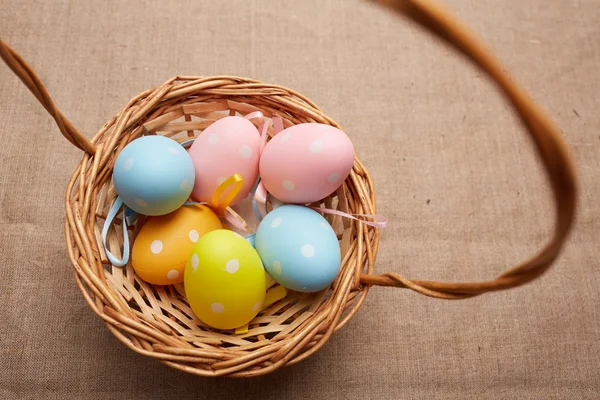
[184,229,266,330]
[131,204,222,285]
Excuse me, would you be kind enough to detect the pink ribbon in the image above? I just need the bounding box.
[223,210,250,232]
[244,111,271,154]
[244,111,264,121]
[311,207,388,228]
[273,116,284,135]
[259,120,271,154]
[255,181,268,205]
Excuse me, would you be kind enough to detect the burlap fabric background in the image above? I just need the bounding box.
[1,0,599,398]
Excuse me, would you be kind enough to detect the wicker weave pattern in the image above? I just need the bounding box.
[0,0,577,377]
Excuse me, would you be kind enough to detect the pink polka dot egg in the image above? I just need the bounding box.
[113,135,195,216]
[189,116,261,206]
[259,123,354,204]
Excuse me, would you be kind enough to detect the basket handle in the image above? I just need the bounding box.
[0,40,96,154]
[359,0,578,299]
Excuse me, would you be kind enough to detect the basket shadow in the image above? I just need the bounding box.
[76,306,341,398]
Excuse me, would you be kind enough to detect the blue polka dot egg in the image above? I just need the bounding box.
[113,135,195,216]
[255,205,341,292]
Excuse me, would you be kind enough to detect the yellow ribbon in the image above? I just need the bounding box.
[210,174,244,216]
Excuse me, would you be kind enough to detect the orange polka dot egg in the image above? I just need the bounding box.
[131,204,222,285]
[184,229,266,330]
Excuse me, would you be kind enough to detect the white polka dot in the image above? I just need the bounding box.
[327,173,341,183]
[309,140,323,153]
[168,146,180,155]
[226,259,240,274]
[271,217,282,228]
[216,176,227,185]
[180,179,191,191]
[280,131,291,142]
[272,260,282,275]
[150,240,163,254]
[134,198,148,207]
[189,229,199,243]
[252,300,262,312]
[191,253,199,271]
[123,158,134,171]
[208,134,218,144]
[317,124,330,131]
[239,145,252,159]
[211,303,225,313]
[320,222,330,230]
[167,269,179,280]
[301,244,315,258]
[282,180,295,191]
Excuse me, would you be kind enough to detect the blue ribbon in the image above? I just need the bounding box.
[101,197,130,267]
[124,206,139,225]
[180,138,196,148]
[183,201,207,206]
[244,233,256,248]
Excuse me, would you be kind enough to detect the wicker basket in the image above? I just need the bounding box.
[0,0,577,377]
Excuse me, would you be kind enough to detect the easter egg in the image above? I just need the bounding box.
[184,229,266,329]
[255,205,341,292]
[131,204,222,285]
[259,123,354,204]
[189,116,260,206]
[113,135,195,216]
